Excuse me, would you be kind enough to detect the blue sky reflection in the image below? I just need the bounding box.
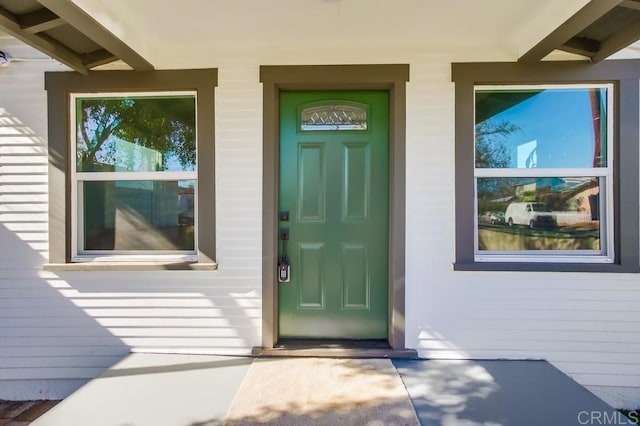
[476,88,607,169]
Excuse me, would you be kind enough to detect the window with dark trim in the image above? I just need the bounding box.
[474,84,614,264]
[44,69,217,270]
[452,61,640,272]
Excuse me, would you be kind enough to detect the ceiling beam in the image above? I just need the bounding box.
[0,6,88,74]
[620,0,640,11]
[37,0,154,71]
[559,36,601,57]
[18,8,65,33]
[519,0,625,63]
[591,17,640,62]
[81,49,118,69]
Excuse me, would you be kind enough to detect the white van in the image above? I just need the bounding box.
[504,202,557,229]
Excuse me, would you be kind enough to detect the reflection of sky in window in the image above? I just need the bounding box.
[482,89,599,168]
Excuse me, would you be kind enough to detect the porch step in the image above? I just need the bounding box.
[252,339,419,359]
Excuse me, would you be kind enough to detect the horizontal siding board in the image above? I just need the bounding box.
[570,374,640,388]
[0,156,48,164]
[0,327,260,338]
[420,329,640,344]
[118,337,254,347]
[0,346,129,358]
[418,339,640,354]
[0,213,48,221]
[2,317,260,328]
[0,307,261,318]
[0,356,124,369]
[552,362,640,376]
[0,368,109,380]
[0,288,259,298]
[0,337,131,347]
[0,298,260,308]
[447,319,640,333]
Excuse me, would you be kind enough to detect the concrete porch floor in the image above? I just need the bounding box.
[22,353,632,426]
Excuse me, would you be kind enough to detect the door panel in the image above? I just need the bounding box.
[341,243,369,309]
[278,90,389,339]
[298,144,325,222]
[343,142,370,221]
[298,243,325,308]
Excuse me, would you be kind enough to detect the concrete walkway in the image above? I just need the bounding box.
[30,353,631,426]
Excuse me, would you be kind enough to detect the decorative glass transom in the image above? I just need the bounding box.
[301,103,368,131]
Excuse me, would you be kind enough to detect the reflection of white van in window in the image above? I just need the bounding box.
[505,202,557,229]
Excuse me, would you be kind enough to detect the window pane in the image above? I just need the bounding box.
[300,103,367,131]
[475,87,608,168]
[477,177,601,251]
[76,95,196,172]
[83,180,195,251]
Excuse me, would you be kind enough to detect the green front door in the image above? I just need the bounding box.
[278,90,389,339]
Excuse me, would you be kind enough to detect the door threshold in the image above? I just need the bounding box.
[252,339,418,359]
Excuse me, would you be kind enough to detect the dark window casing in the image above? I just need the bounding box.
[452,61,640,272]
[44,69,218,270]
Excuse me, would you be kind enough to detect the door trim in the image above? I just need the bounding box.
[260,64,410,350]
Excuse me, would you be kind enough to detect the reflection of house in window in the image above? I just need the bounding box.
[514,178,559,201]
[516,139,537,168]
[511,177,599,226]
[114,139,163,172]
[178,187,195,226]
[557,178,600,223]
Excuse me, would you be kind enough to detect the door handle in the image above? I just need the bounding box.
[278,227,290,282]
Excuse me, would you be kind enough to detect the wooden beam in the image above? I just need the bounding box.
[0,6,88,74]
[81,49,117,68]
[519,0,625,63]
[37,0,154,71]
[17,8,65,33]
[559,36,601,57]
[591,18,640,62]
[620,0,640,11]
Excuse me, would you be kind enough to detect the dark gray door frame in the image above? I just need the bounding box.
[259,64,410,349]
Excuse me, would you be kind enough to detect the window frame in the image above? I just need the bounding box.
[44,69,217,270]
[451,60,640,273]
[472,83,615,264]
[70,91,199,261]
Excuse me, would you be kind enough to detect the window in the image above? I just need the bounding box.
[300,102,368,131]
[44,69,217,269]
[72,93,197,260]
[452,60,640,272]
[474,85,614,263]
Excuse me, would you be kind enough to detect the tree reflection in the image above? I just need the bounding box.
[475,120,518,201]
[76,96,196,172]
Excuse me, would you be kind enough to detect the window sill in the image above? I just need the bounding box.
[453,262,639,273]
[43,261,218,272]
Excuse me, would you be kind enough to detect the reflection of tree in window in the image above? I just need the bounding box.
[475,120,519,201]
[77,96,196,172]
[474,120,517,168]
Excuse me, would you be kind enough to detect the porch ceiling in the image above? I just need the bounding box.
[520,0,640,63]
[2,1,640,70]
[0,0,152,74]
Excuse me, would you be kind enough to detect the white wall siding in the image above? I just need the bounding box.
[1,39,639,407]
